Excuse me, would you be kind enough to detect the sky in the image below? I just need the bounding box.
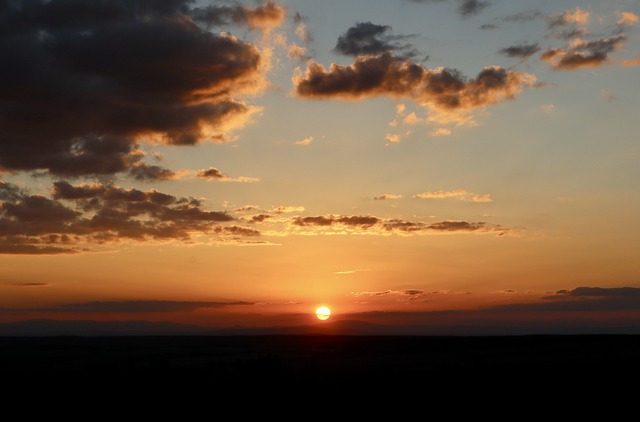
[1,0,639,335]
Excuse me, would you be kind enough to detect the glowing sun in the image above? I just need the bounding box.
[315,306,331,320]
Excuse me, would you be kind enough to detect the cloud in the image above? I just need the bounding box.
[293,53,536,126]
[288,214,513,236]
[197,167,226,179]
[488,287,640,312]
[414,189,492,202]
[334,268,372,275]
[129,164,177,181]
[429,128,452,136]
[194,167,258,182]
[294,136,314,145]
[502,10,544,23]
[541,35,627,70]
[617,12,639,26]
[288,43,310,61]
[191,1,286,31]
[293,12,313,44]
[1,180,260,254]
[499,43,541,59]
[457,0,490,18]
[0,0,277,177]
[622,57,640,67]
[334,22,417,58]
[373,194,403,200]
[548,7,590,29]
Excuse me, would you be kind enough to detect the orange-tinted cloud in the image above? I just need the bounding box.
[293,53,535,125]
[191,1,285,31]
[414,189,493,202]
[541,35,627,70]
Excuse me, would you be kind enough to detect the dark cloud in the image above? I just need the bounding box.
[502,10,543,23]
[458,0,490,18]
[191,1,285,30]
[291,214,514,236]
[197,167,226,179]
[489,287,640,312]
[0,181,25,202]
[1,180,252,254]
[550,287,640,299]
[334,22,417,58]
[251,214,271,223]
[427,220,488,231]
[499,43,541,58]
[292,215,380,228]
[546,7,590,39]
[215,226,261,237]
[293,53,535,124]
[405,0,490,18]
[541,35,627,70]
[0,0,274,177]
[129,164,177,181]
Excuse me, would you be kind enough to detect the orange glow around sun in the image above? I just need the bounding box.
[315,306,331,320]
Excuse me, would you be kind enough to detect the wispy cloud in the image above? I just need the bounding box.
[373,194,403,200]
[414,189,493,202]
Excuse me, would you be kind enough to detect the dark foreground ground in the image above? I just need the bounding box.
[2,335,638,409]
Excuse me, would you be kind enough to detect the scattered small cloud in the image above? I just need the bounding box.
[622,57,640,66]
[502,10,544,23]
[429,128,452,137]
[498,43,541,59]
[617,11,638,26]
[334,21,418,58]
[294,136,314,145]
[195,167,259,182]
[600,89,616,101]
[374,194,403,200]
[457,0,490,18]
[548,6,590,30]
[541,35,627,70]
[414,189,492,202]
[540,104,557,113]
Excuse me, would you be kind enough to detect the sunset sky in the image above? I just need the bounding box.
[1,0,639,335]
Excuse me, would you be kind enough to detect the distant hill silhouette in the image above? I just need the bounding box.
[1,318,639,336]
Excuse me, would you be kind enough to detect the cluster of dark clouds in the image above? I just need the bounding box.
[493,7,637,70]
[333,21,419,59]
[293,53,534,124]
[0,180,253,254]
[0,0,284,178]
[3,0,636,256]
[1,179,516,254]
[541,35,627,70]
[289,214,514,236]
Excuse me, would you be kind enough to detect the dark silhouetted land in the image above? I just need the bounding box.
[1,334,638,406]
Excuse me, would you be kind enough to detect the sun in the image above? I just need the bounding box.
[315,306,331,321]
